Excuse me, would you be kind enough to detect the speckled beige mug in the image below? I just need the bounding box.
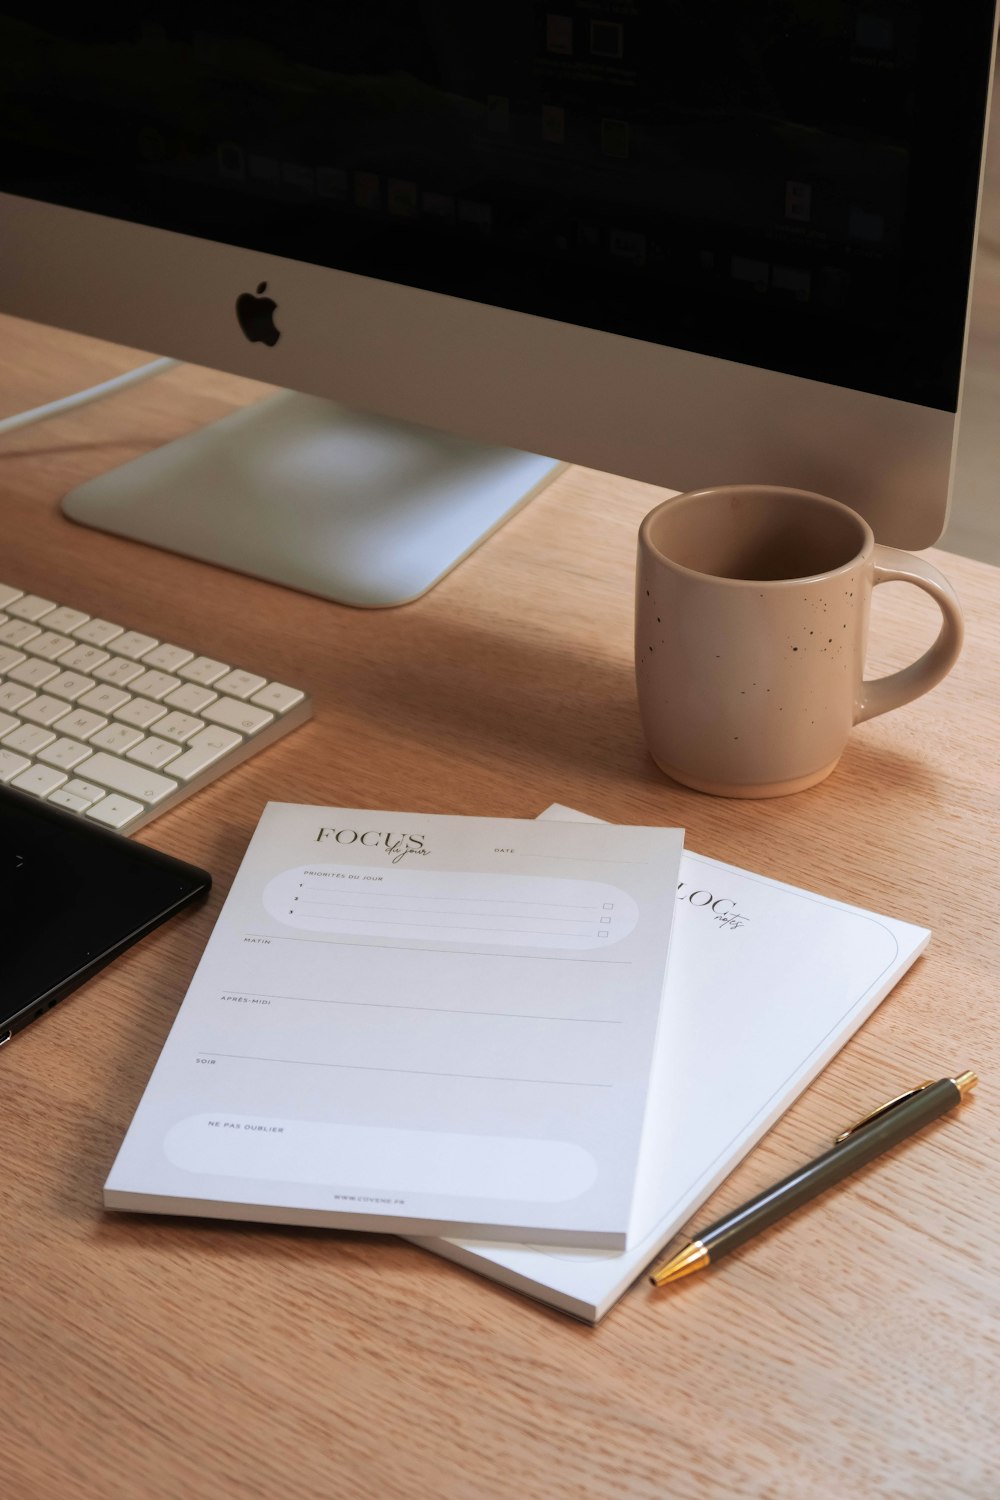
[636,485,964,797]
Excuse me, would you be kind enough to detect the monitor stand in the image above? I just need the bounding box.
[62,392,564,607]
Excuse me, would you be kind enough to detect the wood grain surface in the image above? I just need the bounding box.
[2,315,999,1500]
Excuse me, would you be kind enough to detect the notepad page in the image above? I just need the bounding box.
[104,804,684,1247]
[411,805,930,1319]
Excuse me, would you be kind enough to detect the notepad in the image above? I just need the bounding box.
[408,804,930,1321]
[104,804,684,1247]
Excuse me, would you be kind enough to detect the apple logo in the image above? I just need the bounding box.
[235,281,280,346]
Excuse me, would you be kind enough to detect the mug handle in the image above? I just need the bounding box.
[855,546,964,724]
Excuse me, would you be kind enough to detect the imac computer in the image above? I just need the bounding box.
[1,5,997,606]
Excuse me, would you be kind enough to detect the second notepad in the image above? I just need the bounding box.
[104,804,684,1247]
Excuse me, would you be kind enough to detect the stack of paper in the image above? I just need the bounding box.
[105,801,929,1322]
[105,805,686,1249]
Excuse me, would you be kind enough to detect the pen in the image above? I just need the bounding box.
[650,1070,978,1287]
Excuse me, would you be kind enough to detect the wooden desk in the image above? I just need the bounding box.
[3,316,999,1500]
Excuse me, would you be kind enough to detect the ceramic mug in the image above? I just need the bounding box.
[635,485,964,797]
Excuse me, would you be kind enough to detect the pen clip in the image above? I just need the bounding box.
[834,1080,935,1143]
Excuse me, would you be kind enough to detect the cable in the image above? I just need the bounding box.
[0,356,181,437]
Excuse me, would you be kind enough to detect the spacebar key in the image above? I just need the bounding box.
[163,726,242,782]
[77,751,178,804]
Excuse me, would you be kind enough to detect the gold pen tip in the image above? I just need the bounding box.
[953,1070,978,1098]
[649,1240,711,1288]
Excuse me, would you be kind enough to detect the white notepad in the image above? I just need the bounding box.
[105,804,684,1247]
[408,805,930,1320]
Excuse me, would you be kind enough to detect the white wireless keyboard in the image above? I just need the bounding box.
[0,584,311,833]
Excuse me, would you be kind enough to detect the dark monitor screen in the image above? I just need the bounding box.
[1,4,994,412]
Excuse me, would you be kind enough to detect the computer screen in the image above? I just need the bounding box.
[2,5,997,602]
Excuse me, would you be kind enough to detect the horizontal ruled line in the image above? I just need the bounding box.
[244,934,630,964]
[302,889,604,912]
[199,1051,614,1089]
[224,991,621,1025]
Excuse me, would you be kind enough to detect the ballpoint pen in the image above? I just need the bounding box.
[650,1070,978,1287]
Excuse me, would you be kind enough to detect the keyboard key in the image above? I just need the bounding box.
[6,593,55,621]
[0,644,26,672]
[0,585,23,609]
[128,669,181,701]
[93,656,145,687]
[154,710,205,744]
[0,618,41,648]
[90,722,144,754]
[86,793,145,829]
[37,736,91,770]
[51,707,108,741]
[202,698,274,735]
[164,726,241,780]
[28,630,75,661]
[0,682,35,713]
[114,696,166,729]
[0,747,30,782]
[5,661,53,686]
[178,655,229,685]
[44,606,90,634]
[114,630,159,660]
[164,682,217,715]
[8,658,59,688]
[73,751,177,804]
[0,711,19,738]
[78,683,132,716]
[250,681,306,714]
[44,671,97,703]
[126,735,182,769]
[21,694,74,727]
[11,763,67,797]
[60,643,111,673]
[214,669,267,700]
[142,643,194,672]
[3,722,55,755]
[47,789,94,814]
[72,618,123,646]
[61,777,106,805]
